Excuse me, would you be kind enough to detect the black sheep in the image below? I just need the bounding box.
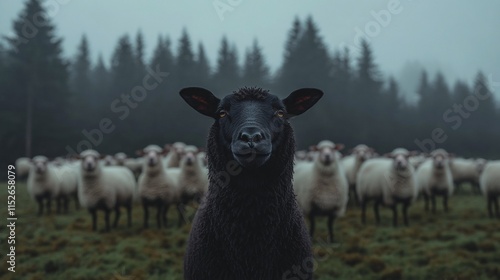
[180,87,323,280]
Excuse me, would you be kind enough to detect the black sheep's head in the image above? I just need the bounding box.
[180,87,323,168]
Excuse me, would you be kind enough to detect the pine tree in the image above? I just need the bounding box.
[91,54,110,112]
[331,47,352,96]
[471,72,497,140]
[4,0,71,158]
[282,17,302,68]
[110,34,136,100]
[176,29,195,88]
[194,42,211,87]
[352,39,383,144]
[242,39,270,87]
[0,42,6,106]
[452,80,470,104]
[135,30,146,77]
[472,71,496,121]
[71,35,92,125]
[417,70,431,120]
[385,77,400,114]
[431,72,452,122]
[275,17,302,92]
[213,36,240,93]
[293,16,331,90]
[355,39,382,106]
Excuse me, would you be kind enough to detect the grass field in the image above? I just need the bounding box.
[1,181,499,280]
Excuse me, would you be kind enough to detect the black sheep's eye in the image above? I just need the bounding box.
[218,110,227,118]
[275,110,285,118]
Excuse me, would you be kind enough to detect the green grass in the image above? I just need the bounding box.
[1,182,499,279]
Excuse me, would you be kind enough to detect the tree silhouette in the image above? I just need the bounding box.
[213,36,240,93]
[4,0,71,158]
[194,42,211,87]
[242,39,270,88]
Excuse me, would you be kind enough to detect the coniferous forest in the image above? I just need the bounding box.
[1,0,499,171]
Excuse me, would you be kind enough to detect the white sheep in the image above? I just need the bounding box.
[53,162,80,213]
[163,142,186,168]
[77,149,136,231]
[409,153,426,170]
[479,160,500,219]
[295,150,309,162]
[357,148,418,226]
[293,140,348,242]
[197,151,208,168]
[114,152,127,166]
[15,157,31,179]
[101,155,116,166]
[450,158,486,194]
[176,145,209,224]
[137,144,182,228]
[341,144,374,206]
[124,157,143,177]
[416,149,454,213]
[27,156,60,215]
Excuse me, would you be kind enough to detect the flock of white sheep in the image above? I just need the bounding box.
[15,140,500,237]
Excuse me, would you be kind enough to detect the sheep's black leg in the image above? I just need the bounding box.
[47,198,52,214]
[178,204,186,227]
[126,202,132,228]
[156,200,163,229]
[113,206,121,228]
[36,196,44,216]
[56,197,61,214]
[89,208,97,231]
[443,194,449,213]
[327,214,335,243]
[487,196,493,218]
[493,196,500,219]
[308,212,315,240]
[74,193,80,210]
[143,199,149,229]
[353,185,359,206]
[351,185,359,207]
[104,209,111,232]
[431,194,436,214]
[361,200,367,225]
[64,196,69,214]
[423,193,429,212]
[392,204,398,227]
[403,201,410,226]
[163,204,170,227]
[374,201,381,225]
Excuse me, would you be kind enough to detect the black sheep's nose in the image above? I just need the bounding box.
[238,128,264,147]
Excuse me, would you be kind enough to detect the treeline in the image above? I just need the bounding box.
[1,0,499,170]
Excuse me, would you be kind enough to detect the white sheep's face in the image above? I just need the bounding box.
[174,146,185,154]
[393,154,410,171]
[432,154,448,170]
[32,158,48,174]
[183,151,197,166]
[81,154,99,173]
[145,150,161,167]
[356,149,370,162]
[103,155,114,166]
[476,159,487,174]
[318,145,336,166]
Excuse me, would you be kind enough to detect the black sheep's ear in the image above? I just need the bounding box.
[179,87,221,118]
[282,88,323,117]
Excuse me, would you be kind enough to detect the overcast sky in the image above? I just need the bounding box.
[1,0,499,96]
